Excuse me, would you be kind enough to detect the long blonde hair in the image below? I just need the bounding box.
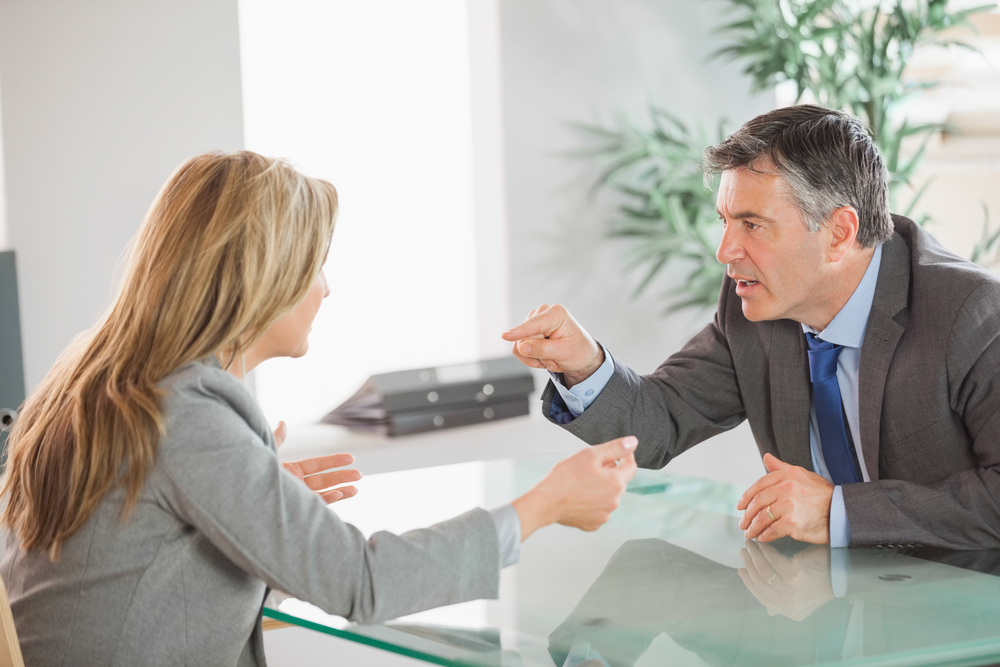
[1,151,338,559]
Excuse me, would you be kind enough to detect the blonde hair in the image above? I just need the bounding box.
[1,151,338,559]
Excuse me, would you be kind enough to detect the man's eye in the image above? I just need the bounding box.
[745,220,759,231]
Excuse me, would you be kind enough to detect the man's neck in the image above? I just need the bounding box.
[802,247,876,332]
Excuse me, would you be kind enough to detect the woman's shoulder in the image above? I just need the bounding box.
[157,357,274,456]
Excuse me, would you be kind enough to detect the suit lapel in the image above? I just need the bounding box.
[858,229,910,482]
[770,319,814,469]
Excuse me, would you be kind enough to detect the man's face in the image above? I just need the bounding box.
[715,167,831,326]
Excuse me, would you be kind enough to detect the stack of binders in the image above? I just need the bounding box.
[322,356,535,436]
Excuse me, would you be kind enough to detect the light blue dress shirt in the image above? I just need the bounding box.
[801,244,882,548]
[551,245,884,550]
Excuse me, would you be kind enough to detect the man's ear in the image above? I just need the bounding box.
[827,206,860,262]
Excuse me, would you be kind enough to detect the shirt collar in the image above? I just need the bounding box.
[800,243,883,349]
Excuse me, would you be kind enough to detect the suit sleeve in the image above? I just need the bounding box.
[152,386,500,624]
[542,280,747,470]
[844,282,1000,549]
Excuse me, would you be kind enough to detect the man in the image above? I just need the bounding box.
[504,104,1000,549]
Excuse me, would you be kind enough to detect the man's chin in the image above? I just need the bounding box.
[740,298,772,322]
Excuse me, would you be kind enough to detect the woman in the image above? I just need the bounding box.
[0,151,637,666]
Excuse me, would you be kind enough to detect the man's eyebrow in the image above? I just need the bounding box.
[716,209,775,223]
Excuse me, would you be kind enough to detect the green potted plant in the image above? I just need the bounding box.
[584,0,994,312]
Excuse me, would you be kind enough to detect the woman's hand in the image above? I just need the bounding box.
[512,436,638,540]
[273,421,362,504]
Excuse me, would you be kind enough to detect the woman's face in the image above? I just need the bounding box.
[257,269,330,360]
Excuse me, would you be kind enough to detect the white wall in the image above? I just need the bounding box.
[0,0,245,390]
[239,0,510,427]
[499,0,774,486]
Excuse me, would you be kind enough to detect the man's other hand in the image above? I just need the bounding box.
[501,304,604,387]
[737,453,833,544]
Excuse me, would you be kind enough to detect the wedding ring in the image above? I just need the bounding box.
[766,505,776,522]
[768,571,777,585]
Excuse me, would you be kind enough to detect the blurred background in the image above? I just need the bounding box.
[1,0,999,663]
[5,0,998,476]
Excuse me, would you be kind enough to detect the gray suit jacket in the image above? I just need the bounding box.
[545,217,1000,549]
[2,358,500,666]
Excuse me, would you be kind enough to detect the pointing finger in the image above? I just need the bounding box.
[502,305,565,342]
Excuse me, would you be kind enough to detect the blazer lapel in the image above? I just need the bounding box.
[858,230,910,482]
[770,319,813,469]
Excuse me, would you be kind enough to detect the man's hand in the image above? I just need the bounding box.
[737,453,833,544]
[501,304,604,387]
[274,421,362,504]
[511,437,638,540]
[738,541,835,621]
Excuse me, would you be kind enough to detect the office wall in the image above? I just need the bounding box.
[0,0,245,390]
[499,0,774,486]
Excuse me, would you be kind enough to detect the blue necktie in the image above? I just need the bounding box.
[805,333,861,484]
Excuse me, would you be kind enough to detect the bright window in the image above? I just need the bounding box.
[238,0,481,426]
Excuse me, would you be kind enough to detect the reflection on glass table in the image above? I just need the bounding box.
[263,456,1000,667]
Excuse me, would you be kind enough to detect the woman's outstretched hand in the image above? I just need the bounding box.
[273,421,362,504]
[512,436,638,541]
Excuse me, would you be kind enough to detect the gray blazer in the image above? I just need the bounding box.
[546,217,1000,549]
[2,358,500,666]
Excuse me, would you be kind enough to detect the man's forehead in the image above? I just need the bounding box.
[716,167,789,216]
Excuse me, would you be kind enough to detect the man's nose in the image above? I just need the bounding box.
[716,224,744,265]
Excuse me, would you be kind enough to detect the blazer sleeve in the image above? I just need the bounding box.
[844,281,1000,549]
[543,281,747,470]
[151,380,501,624]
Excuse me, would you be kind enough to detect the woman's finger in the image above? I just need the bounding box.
[321,485,358,504]
[291,453,356,477]
[273,421,287,448]
[303,468,362,491]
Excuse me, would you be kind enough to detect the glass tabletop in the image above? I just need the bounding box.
[263,455,1000,667]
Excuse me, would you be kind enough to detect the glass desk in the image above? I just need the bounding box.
[263,456,1000,667]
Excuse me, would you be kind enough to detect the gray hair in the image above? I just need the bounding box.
[703,105,893,248]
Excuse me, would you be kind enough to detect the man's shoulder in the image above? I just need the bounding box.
[892,215,1000,306]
